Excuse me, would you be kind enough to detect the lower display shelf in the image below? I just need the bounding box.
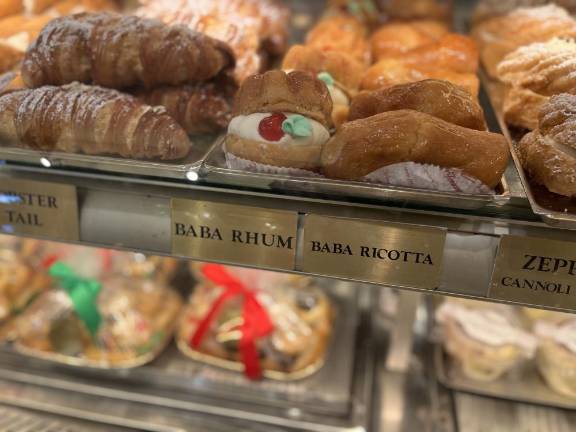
[0,283,373,432]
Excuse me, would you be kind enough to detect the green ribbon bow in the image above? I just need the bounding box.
[317,72,335,87]
[281,115,312,138]
[347,0,377,16]
[49,262,102,337]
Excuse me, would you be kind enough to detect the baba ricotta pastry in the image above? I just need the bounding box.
[535,319,576,398]
[225,70,334,173]
[436,301,537,381]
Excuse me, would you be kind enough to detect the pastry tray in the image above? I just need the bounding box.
[201,138,511,211]
[435,345,576,410]
[0,134,219,181]
[0,280,360,416]
[484,79,576,229]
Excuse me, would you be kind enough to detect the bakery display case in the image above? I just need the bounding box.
[3,0,576,430]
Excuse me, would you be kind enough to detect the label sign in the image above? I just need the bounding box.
[171,199,298,270]
[0,178,79,241]
[302,214,446,289]
[491,235,576,310]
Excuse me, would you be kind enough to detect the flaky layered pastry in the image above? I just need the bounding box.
[322,110,509,188]
[349,80,487,130]
[497,38,576,130]
[519,94,576,197]
[138,83,234,134]
[472,0,576,26]
[22,12,235,89]
[306,14,371,65]
[232,70,333,128]
[472,5,576,78]
[0,84,191,160]
[370,20,449,61]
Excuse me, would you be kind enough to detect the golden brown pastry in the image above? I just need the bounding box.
[0,0,23,18]
[138,83,234,135]
[361,58,480,97]
[226,70,333,172]
[382,0,453,22]
[52,0,118,14]
[519,94,576,197]
[306,14,371,65]
[0,83,191,160]
[137,0,289,83]
[472,5,576,78]
[22,12,235,89]
[282,44,365,127]
[497,38,576,130]
[0,72,25,96]
[0,41,24,75]
[349,80,487,130]
[370,20,449,61]
[322,110,509,189]
[0,14,52,40]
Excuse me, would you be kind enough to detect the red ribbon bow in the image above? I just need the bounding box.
[190,264,275,379]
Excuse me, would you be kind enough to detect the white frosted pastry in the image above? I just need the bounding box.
[436,301,537,381]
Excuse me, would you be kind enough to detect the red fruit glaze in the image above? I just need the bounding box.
[258,113,287,141]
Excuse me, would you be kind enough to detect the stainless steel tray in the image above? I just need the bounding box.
[201,138,511,211]
[0,134,218,180]
[0,280,360,417]
[435,346,576,410]
[485,79,576,229]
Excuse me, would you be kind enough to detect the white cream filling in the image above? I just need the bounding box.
[437,302,537,356]
[228,112,330,147]
[535,320,576,354]
[328,85,349,107]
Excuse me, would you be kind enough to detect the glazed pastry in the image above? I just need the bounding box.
[535,319,576,398]
[178,264,333,379]
[497,38,576,130]
[437,301,537,381]
[370,20,449,61]
[361,58,479,98]
[306,14,371,65]
[0,71,25,96]
[23,12,235,89]
[137,0,290,83]
[138,82,234,135]
[14,264,182,368]
[282,45,365,127]
[349,80,487,131]
[226,70,333,173]
[0,83,192,160]
[472,5,576,78]
[519,94,576,197]
[322,110,509,192]
[381,0,453,22]
[472,0,576,25]
[0,0,22,18]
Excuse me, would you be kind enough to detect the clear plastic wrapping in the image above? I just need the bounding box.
[178,264,334,380]
[12,261,182,369]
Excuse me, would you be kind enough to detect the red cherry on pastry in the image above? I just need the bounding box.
[258,113,287,142]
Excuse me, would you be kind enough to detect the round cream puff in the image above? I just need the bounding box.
[226,70,333,172]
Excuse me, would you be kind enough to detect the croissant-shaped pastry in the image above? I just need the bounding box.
[349,80,487,130]
[138,83,233,134]
[472,5,576,78]
[322,110,509,188]
[497,38,576,130]
[519,94,576,197]
[0,83,191,160]
[472,0,576,26]
[22,12,235,89]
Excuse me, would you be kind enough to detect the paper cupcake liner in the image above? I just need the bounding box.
[225,152,322,178]
[363,162,493,195]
